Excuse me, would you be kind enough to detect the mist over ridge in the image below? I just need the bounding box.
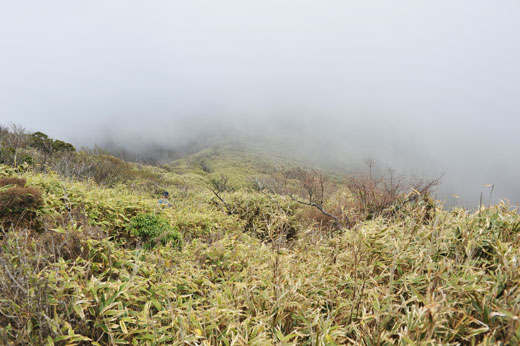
[1,0,519,206]
[92,116,518,208]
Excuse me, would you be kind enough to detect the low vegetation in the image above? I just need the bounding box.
[127,213,183,249]
[0,177,43,227]
[0,126,519,345]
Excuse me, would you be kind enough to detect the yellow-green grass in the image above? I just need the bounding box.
[0,161,519,345]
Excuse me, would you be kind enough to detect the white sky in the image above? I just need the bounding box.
[1,0,519,205]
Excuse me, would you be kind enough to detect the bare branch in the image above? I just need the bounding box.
[262,168,346,230]
[208,174,234,215]
[288,194,342,228]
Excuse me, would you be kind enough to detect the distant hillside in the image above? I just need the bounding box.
[165,142,298,189]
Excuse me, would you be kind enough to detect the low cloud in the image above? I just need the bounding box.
[1,0,519,206]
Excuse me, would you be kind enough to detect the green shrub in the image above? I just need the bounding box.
[127,213,182,249]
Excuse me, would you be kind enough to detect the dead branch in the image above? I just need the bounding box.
[208,174,234,215]
[261,168,347,230]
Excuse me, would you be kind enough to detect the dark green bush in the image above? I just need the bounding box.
[127,213,182,249]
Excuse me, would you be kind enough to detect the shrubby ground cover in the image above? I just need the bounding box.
[0,143,519,345]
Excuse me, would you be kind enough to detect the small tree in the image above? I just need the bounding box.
[347,160,443,220]
[0,125,9,142]
[53,140,75,152]
[2,124,28,167]
[30,131,75,168]
[30,132,53,166]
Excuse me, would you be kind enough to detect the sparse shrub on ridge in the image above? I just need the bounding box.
[346,169,441,222]
[260,163,442,232]
[50,151,136,186]
[49,149,169,190]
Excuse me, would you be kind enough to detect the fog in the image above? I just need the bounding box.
[1,0,519,206]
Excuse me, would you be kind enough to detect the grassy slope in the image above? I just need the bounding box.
[166,142,294,189]
[0,146,519,345]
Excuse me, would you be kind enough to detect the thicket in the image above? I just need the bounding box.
[0,125,75,168]
[257,164,441,232]
[0,125,171,191]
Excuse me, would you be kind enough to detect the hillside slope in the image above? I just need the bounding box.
[0,145,519,345]
[165,142,302,189]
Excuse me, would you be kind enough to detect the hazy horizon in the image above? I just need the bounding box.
[1,1,519,206]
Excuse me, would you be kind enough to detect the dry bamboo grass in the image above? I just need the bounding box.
[0,166,519,345]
